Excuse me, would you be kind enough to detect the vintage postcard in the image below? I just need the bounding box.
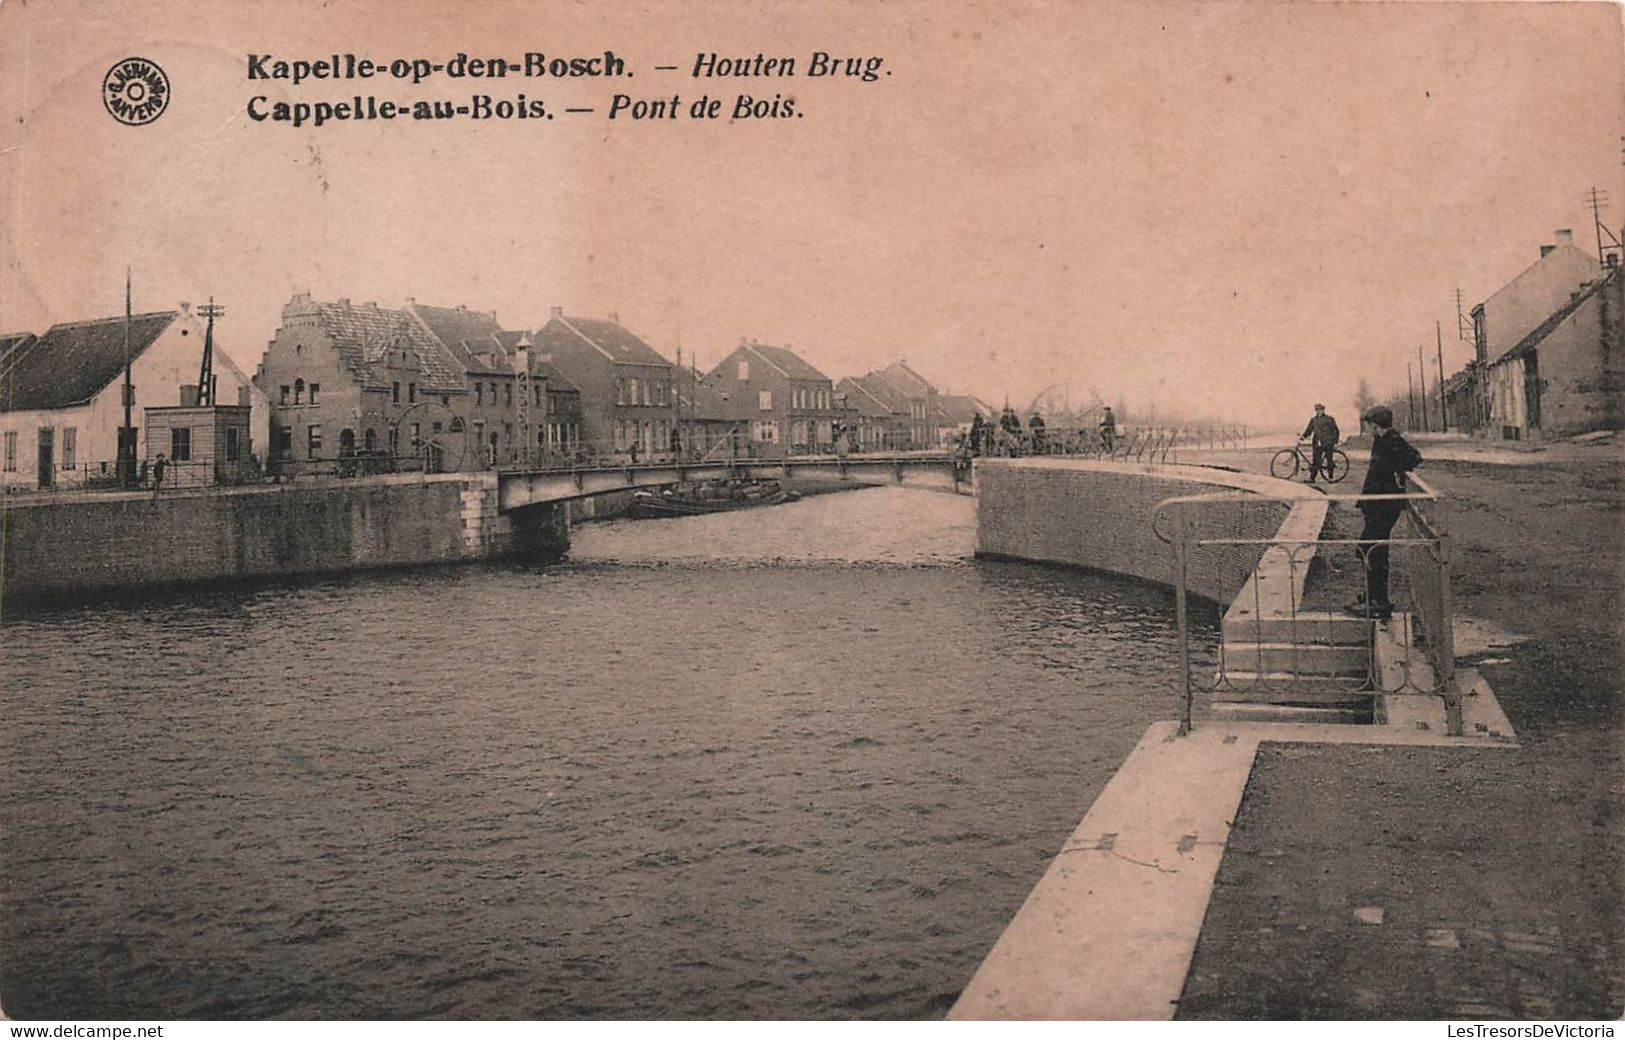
[1,0,1621,1025]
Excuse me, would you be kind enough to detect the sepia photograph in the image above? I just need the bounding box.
[0,0,1621,1025]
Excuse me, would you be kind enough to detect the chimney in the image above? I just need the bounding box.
[362,301,376,309]
[608,311,619,323]
[1541,245,1556,257]
[179,301,190,316]
[550,306,563,319]
[336,298,350,308]
[1554,229,1574,246]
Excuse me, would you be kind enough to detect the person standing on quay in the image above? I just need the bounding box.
[1300,403,1341,483]
[1099,406,1118,453]
[151,453,168,496]
[1347,406,1422,620]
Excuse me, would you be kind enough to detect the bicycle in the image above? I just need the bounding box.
[1270,440,1350,482]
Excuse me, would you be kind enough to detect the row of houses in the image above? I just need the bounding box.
[1441,228,1623,441]
[0,290,992,488]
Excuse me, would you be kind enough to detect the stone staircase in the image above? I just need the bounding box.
[1208,496,1443,725]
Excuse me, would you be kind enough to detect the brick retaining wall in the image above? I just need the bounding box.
[975,459,1301,604]
[0,474,565,603]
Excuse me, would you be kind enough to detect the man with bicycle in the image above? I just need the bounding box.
[1300,403,1341,483]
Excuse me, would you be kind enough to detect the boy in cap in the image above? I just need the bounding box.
[1348,406,1422,620]
[1300,403,1341,483]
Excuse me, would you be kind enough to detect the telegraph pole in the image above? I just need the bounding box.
[1435,321,1447,431]
[196,297,225,406]
[1416,343,1429,432]
[119,267,135,485]
[1407,363,1417,430]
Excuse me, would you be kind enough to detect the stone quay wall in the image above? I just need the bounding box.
[974,459,1301,605]
[0,473,567,604]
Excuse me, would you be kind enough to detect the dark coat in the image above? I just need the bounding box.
[1302,413,1340,445]
[1360,429,1422,518]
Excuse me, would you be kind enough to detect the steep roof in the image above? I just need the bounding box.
[537,314,671,367]
[874,360,937,398]
[409,302,510,373]
[0,332,36,369]
[937,393,990,425]
[1,311,175,412]
[836,376,900,417]
[1494,268,1619,364]
[311,300,465,394]
[742,341,830,382]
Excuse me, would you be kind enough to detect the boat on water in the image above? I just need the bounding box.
[626,479,801,519]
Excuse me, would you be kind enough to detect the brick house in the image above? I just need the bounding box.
[1463,230,1602,437]
[0,307,266,489]
[843,361,941,449]
[407,304,582,465]
[531,309,675,460]
[255,294,470,475]
[834,375,905,451]
[699,339,837,457]
[1485,262,1622,440]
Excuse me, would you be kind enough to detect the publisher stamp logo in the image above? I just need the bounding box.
[103,57,170,125]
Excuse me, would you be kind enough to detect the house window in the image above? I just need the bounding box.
[441,395,450,407]
[392,382,401,404]
[752,420,778,442]
[364,428,377,453]
[293,378,305,404]
[505,383,513,406]
[62,427,76,469]
[629,377,639,405]
[655,381,666,406]
[473,421,485,447]
[307,424,322,459]
[309,383,321,405]
[475,382,484,405]
[534,386,542,406]
[738,360,749,381]
[408,383,417,404]
[277,425,293,455]
[643,381,652,406]
[225,427,240,461]
[280,385,291,405]
[409,423,421,448]
[4,431,15,471]
[171,427,192,462]
[615,378,626,405]
[759,390,772,411]
[503,422,513,444]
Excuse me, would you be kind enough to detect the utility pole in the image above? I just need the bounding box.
[196,297,225,406]
[119,267,136,486]
[1407,363,1417,430]
[1416,343,1429,432]
[1585,187,1623,267]
[1435,320,1447,432]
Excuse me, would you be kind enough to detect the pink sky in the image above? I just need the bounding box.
[2,0,1621,428]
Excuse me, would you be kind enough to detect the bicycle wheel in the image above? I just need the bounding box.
[1326,449,1351,483]
[1270,448,1301,480]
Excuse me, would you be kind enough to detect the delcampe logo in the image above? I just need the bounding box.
[102,57,170,125]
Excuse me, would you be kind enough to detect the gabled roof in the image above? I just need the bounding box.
[1,311,176,412]
[311,300,466,394]
[836,376,900,417]
[937,393,990,425]
[874,360,937,398]
[537,314,671,367]
[741,341,830,382]
[1494,268,1618,365]
[0,332,37,370]
[409,302,510,374]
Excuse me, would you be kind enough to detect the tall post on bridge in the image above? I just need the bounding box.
[514,331,534,469]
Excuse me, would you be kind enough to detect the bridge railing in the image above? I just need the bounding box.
[1151,479,1460,736]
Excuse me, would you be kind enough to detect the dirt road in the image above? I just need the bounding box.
[1176,446,1623,1019]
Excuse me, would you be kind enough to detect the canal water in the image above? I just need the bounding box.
[1,486,1206,1020]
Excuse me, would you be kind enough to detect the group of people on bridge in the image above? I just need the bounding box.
[963,406,1119,458]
